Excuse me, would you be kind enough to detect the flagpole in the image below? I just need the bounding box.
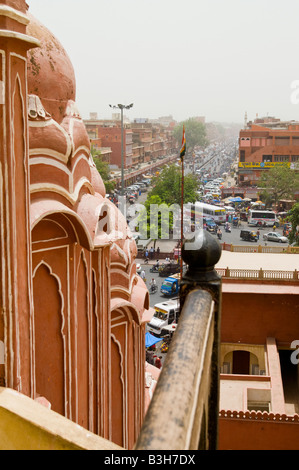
[179,125,186,280]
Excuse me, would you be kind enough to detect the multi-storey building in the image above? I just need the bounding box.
[84,118,133,169]
[131,120,177,163]
[238,116,299,186]
[84,117,177,171]
[217,250,299,450]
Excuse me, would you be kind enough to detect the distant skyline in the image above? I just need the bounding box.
[27,0,299,124]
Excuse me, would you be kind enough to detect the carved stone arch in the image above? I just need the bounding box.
[12,73,26,182]
[110,331,126,448]
[30,200,93,250]
[74,248,90,430]
[32,260,65,415]
[91,267,99,434]
[110,301,142,449]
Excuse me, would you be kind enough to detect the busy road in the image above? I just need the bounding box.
[138,219,289,309]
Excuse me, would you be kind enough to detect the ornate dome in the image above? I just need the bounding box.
[26,12,76,124]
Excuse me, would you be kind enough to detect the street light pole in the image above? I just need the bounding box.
[120,105,124,196]
[109,103,133,197]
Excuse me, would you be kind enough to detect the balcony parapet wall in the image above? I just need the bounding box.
[220,409,299,423]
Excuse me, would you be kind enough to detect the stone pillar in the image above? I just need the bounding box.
[0,0,39,394]
[180,229,222,450]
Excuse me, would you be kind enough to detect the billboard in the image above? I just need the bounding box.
[238,162,291,169]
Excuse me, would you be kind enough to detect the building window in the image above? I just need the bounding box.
[247,389,271,412]
[247,401,271,412]
[240,150,245,162]
[291,155,299,162]
[262,155,272,162]
[275,137,290,146]
[240,137,251,147]
[221,362,231,374]
[274,155,290,162]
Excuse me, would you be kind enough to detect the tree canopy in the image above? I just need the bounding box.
[137,194,175,245]
[288,202,299,246]
[258,164,299,207]
[173,118,209,153]
[148,163,200,205]
[136,164,200,245]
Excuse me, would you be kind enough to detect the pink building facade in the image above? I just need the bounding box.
[0,1,152,450]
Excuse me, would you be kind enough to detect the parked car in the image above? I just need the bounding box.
[158,263,181,278]
[240,230,258,242]
[203,218,217,232]
[263,232,288,243]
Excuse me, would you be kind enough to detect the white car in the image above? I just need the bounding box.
[263,232,288,243]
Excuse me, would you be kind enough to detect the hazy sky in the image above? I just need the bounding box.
[27,0,299,124]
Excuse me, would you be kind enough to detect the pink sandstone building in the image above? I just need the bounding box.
[0,0,156,449]
[1,0,299,452]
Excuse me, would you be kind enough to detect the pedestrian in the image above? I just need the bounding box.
[156,246,160,256]
[273,224,276,231]
[257,229,260,240]
[140,270,145,281]
[155,356,162,369]
[150,246,154,259]
[147,349,154,365]
[145,249,149,260]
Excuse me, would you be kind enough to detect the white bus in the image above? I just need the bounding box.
[248,210,278,227]
[190,202,226,225]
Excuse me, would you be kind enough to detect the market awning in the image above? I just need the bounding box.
[145,332,162,348]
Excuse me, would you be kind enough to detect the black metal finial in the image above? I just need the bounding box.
[182,229,222,276]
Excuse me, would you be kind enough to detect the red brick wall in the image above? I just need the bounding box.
[219,414,299,450]
[221,291,299,345]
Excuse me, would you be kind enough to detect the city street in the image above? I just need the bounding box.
[137,220,289,309]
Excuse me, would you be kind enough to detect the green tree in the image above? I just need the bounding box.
[288,202,299,246]
[258,164,299,207]
[173,118,209,153]
[149,164,200,205]
[137,195,175,248]
[91,145,115,194]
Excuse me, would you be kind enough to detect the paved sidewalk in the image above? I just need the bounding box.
[136,239,178,264]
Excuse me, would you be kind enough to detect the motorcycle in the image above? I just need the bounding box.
[150,265,160,273]
[149,284,158,294]
[150,263,165,273]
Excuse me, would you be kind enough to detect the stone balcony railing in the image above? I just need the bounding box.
[135,230,222,450]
